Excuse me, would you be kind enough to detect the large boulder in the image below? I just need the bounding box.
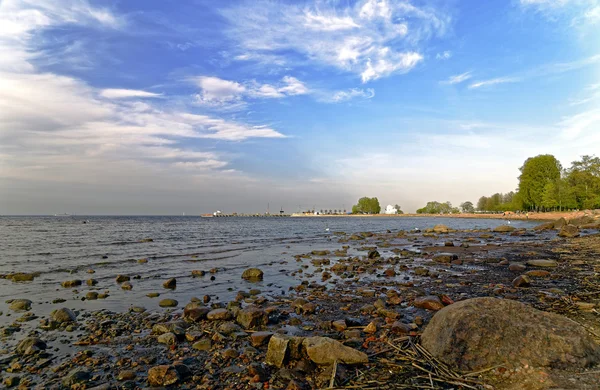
[421,297,600,371]
[558,224,580,238]
[302,336,368,365]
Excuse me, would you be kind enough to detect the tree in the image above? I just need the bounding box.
[394,204,404,214]
[351,197,381,214]
[477,196,488,211]
[460,201,475,213]
[416,201,458,214]
[566,155,600,209]
[518,154,562,211]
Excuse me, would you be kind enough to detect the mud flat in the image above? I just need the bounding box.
[1,219,600,389]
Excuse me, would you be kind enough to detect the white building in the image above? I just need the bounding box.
[384,205,397,214]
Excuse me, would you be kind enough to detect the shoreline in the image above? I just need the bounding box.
[291,210,598,221]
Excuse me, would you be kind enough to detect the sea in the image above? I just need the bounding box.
[0,216,540,326]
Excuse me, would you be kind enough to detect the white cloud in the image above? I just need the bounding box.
[322,88,375,103]
[220,0,448,82]
[0,0,124,71]
[469,77,519,89]
[193,76,247,104]
[194,75,309,105]
[441,71,472,85]
[436,51,452,60]
[100,89,162,99]
[361,51,423,82]
[0,1,287,193]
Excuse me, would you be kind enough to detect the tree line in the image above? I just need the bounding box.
[477,154,600,212]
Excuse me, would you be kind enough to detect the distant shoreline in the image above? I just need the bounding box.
[291,211,596,221]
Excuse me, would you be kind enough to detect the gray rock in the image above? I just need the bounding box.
[236,307,268,329]
[421,297,600,371]
[558,224,580,238]
[51,307,77,323]
[159,299,178,307]
[148,365,180,387]
[432,253,458,263]
[526,259,558,268]
[157,332,177,346]
[302,336,368,365]
[62,368,91,387]
[266,334,290,368]
[207,308,232,320]
[15,337,46,355]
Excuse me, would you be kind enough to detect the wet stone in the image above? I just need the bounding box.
[159,299,178,307]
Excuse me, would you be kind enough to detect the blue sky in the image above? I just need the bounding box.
[0,0,599,214]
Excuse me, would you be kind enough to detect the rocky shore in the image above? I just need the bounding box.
[2,216,600,389]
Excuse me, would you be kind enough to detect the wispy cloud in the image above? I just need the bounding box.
[0,1,287,190]
[518,0,600,27]
[469,77,519,89]
[441,71,472,85]
[220,0,449,83]
[436,51,452,60]
[100,89,163,99]
[319,88,375,103]
[192,75,309,106]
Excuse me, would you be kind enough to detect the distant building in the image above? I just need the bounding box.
[385,205,397,214]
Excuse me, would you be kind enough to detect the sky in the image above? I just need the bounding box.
[0,0,599,215]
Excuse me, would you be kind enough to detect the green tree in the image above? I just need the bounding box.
[351,197,381,214]
[566,155,600,209]
[518,154,562,211]
[394,204,404,214]
[460,201,475,213]
[416,201,457,214]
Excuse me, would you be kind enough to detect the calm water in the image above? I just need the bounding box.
[0,216,538,325]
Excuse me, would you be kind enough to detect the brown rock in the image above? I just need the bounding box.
[207,308,232,321]
[236,307,267,329]
[115,275,130,283]
[526,270,551,278]
[242,268,264,281]
[413,296,444,311]
[250,331,274,347]
[302,336,368,365]
[508,263,526,272]
[494,225,515,233]
[147,365,180,387]
[558,224,579,238]
[266,334,290,367]
[512,274,531,287]
[421,297,600,371]
[332,319,347,332]
[432,253,458,263]
[433,224,449,234]
[163,278,176,289]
